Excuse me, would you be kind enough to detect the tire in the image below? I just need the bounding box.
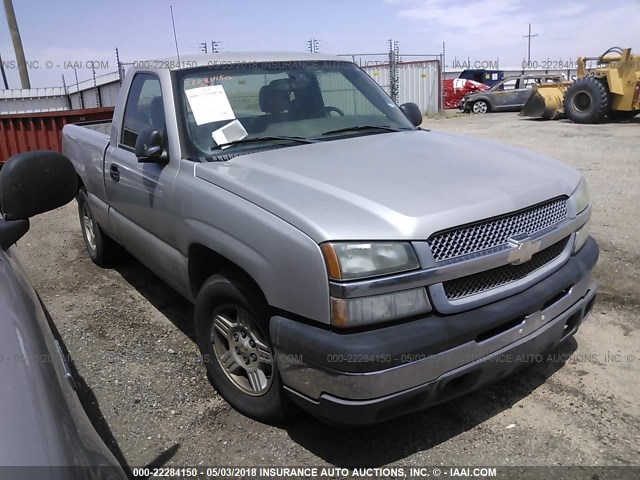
[77,189,120,267]
[194,274,289,423]
[564,77,609,124]
[607,110,639,121]
[472,100,489,114]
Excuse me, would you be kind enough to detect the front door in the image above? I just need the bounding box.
[104,73,180,278]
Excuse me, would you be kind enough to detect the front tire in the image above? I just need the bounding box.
[194,274,289,423]
[564,77,609,124]
[472,100,489,114]
[77,189,120,267]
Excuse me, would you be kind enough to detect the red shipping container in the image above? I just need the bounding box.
[0,107,114,164]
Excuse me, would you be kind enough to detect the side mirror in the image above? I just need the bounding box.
[0,151,78,249]
[400,102,423,127]
[135,127,168,164]
[0,151,77,221]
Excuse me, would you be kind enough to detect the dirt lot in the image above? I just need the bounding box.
[18,113,640,470]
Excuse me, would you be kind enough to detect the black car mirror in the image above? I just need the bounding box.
[399,102,423,127]
[135,128,168,164]
[0,151,77,221]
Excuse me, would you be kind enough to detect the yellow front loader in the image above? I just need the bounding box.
[521,47,640,123]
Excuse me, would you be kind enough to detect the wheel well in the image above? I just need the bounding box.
[76,174,85,193]
[188,244,269,306]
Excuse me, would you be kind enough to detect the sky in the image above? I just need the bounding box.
[0,0,639,88]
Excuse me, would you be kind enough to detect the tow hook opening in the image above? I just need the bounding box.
[562,311,582,338]
[584,295,596,318]
[476,316,526,343]
[542,286,572,310]
[441,370,479,398]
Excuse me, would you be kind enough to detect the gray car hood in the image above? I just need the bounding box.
[195,130,580,242]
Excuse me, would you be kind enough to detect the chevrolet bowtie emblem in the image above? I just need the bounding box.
[507,237,541,264]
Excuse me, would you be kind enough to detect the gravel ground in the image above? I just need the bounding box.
[16,112,640,471]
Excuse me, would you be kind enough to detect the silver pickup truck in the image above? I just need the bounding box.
[63,52,598,426]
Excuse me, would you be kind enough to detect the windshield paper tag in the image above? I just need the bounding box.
[185,85,236,125]
[211,119,248,149]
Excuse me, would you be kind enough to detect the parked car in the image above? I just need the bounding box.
[459,74,565,113]
[0,152,127,478]
[63,52,598,426]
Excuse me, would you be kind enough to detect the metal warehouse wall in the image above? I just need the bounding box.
[362,60,441,114]
[444,67,579,81]
[0,87,69,114]
[0,71,122,114]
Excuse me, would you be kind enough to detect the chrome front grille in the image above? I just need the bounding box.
[428,198,568,263]
[442,237,569,300]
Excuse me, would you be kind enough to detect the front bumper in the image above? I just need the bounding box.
[270,238,599,425]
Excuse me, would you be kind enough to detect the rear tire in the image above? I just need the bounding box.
[564,77,609,124]
[194,274,289,423]
[77,189,120,267]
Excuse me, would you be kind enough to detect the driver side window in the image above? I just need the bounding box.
[315,71,380,115]
[121,74,165,149]
[498,79,518,91]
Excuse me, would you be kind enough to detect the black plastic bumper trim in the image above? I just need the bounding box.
[270,237,598,373]
[285,299,591,426]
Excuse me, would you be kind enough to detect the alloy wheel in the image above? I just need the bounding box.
[210,304,274,396]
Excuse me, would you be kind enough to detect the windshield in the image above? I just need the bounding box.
[177,60,414,157]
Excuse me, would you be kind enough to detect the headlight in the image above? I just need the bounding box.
[573,219,590,254]
[331,288,431,327]
[572,178,590,215]
[321,242,419,280]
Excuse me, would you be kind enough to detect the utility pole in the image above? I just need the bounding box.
[388,39,400,103]
[199,41,220,53]
[522,23,538,67]
[115,47,124,84]
[3,0,30,88]
[74,68,83,109]
[61,74,72,110]
[307,39,319,54]
[170,5,181,64]
[0,52,9,89]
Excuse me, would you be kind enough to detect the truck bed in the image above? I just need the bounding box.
[79,120,112,136]
[62,121,112,201]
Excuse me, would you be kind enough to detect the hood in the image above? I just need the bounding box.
[195,130,580,242]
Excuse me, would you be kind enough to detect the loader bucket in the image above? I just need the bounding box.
[520,83,570,119]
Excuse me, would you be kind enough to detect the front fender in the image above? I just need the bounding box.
[177,173,331,324]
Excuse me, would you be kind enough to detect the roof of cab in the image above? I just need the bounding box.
[137,51,350,72]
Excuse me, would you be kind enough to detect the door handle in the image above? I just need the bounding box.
[109,163,120,182]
